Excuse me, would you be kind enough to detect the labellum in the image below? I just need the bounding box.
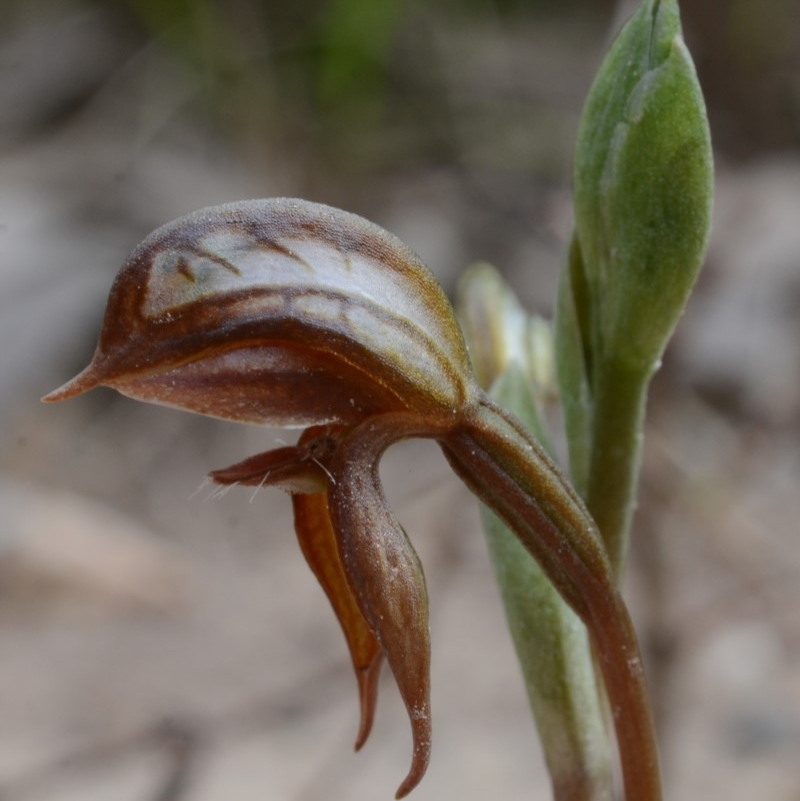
[45,198,661,801]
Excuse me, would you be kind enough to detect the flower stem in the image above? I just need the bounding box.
[442,395,661,801]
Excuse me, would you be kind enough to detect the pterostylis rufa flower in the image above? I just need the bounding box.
[44,198,661,801]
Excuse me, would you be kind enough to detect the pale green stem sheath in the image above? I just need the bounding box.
[482,369,612,801]
[458,264,614,800]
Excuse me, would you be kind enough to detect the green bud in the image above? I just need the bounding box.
[573,0,713,371]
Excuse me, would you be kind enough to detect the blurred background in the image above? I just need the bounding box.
[1,0,799,799]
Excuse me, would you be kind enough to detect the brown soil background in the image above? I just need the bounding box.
[2,2,799,799]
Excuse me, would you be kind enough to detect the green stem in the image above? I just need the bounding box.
[442,395,661,801]
[585,360,651,581]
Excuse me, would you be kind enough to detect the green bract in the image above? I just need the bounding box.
[558,0,713,578]
[572,0,713,371]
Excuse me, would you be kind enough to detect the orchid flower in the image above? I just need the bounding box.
[44,198,660,800]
